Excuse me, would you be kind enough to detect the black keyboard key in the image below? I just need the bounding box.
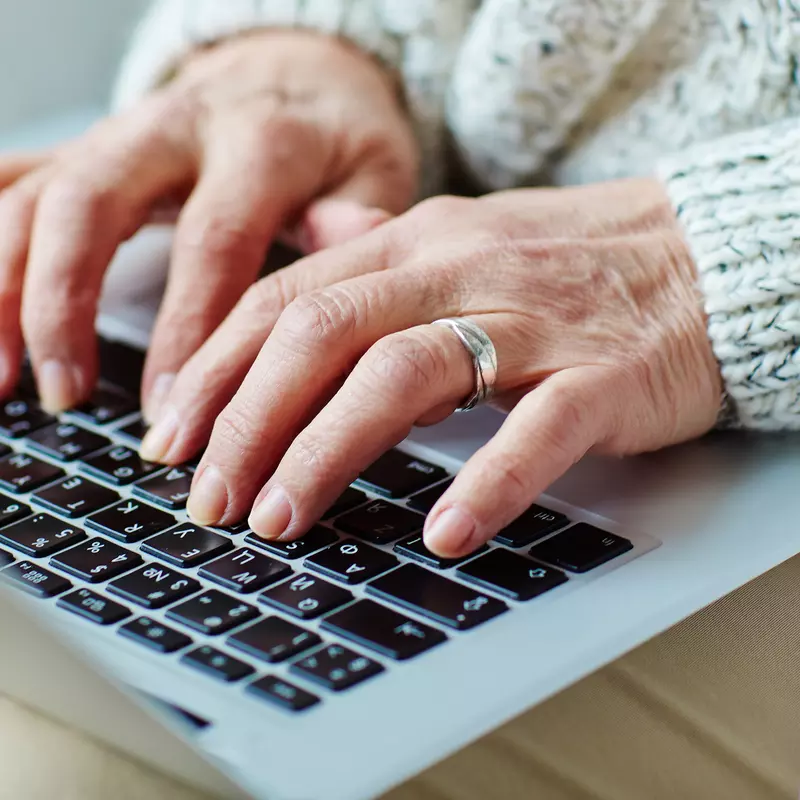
[214,520,250,535]
[306,539,398,584]
[57,588,131,625]
[529,523,633,573]
[228,616,321,664]
[457,548,568,601]
[1,560,71,597]
[0,396,54,438]
[51,537,143,583]
[97,337,145,396]
[108,564,200,609]
[0,548,12,567]
[0,452,63,494]
[367,564,508,631]
[260,573,352,620]
[291,644,384,692]
[86,499,175,544]
[81,445,163,486]
[357,450,448,499]
[167,590,259,635]
[32,476,118,518]
[141,524,233,568]
[245,525,337,560]
[71,386,137,425]
[322,487,367,520]
[27,422,110,462]
[199,548,291,593]
[118,617,192,653]
[394,534,487,569]
[0,493,31,527]
[322,600,447,660]
[335,501,424,545]
[133,467,192,509]
[246,676,319,712]
[181,646,255,683]
[0,513,85,557]
[407,479,454,514]
[494,505,570,548]
[117,416,149,443]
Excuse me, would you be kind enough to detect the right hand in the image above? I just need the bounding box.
[0,29,418,417]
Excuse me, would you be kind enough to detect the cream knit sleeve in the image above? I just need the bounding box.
[113,0,476,197]
[658,119,800,431]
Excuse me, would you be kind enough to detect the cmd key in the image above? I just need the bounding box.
[322,600,447,660]
[356,449,448,499]
[367,564,507,631]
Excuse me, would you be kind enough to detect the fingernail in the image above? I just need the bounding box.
[187,465,229,525]
[424,506,479,555]
[38,359,84,413]
[249,485,293,540]
[139,405,180,462]
[144,372,176,424]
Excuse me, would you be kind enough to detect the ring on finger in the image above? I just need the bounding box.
[432,317,498,412]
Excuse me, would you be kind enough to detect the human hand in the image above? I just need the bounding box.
[0,30,417,416]
[146,178,721,557]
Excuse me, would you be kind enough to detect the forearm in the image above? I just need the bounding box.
[658,118,800,430]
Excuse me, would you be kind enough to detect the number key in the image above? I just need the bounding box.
[107,564,201,609]
[0,513,85,557]
[51,537,143,583]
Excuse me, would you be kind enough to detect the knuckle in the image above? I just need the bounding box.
[480,451,530,499]
[239,272,295,319]
[39,175,117,226]
[288,433,331,483]
[176,214,262,264]
[408,194,471,224]
[549,381,591,432]
[276,289,360,352]
[211,400,261,458]
[361,332,446,392]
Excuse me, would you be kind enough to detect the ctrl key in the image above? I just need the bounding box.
[118,617,193,654]
[246,675,319,713]
[1,560,71,598]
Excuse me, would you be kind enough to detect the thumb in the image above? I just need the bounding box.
[297,198,393,252]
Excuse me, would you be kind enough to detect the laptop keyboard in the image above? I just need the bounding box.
[0,337,637,715]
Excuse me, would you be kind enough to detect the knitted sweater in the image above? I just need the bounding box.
[114,0,800,431]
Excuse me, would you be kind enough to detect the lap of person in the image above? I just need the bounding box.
[3,557,800,800]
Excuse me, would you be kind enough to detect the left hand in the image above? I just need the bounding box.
[146,178,722,557]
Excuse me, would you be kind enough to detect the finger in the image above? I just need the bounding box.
[291,152,413,252]
[423,367,613,557]
[0,169,51,395]
[184,266,461,527]
[22,126,191,412]
[141,116,335,422]
[0,151,51,190]
[247,323,475,540]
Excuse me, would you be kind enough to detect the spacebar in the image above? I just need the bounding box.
[365,563,507,631]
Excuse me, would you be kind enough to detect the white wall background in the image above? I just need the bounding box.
[0,0,148,134]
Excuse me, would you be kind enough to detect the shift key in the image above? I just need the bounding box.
[366,564,507,631]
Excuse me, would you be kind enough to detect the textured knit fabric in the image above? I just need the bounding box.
[115,0,800,431]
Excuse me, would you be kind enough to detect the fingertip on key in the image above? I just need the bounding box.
[187,464,229,526]
[248,485,293,540]
[37,359,86,413]
[423,505,480,558]
[143,371,176,425]
[140,406,181,462]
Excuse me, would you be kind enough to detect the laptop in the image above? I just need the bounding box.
[0,230,798,800]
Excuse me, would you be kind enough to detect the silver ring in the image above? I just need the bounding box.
[432,317,498,412]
